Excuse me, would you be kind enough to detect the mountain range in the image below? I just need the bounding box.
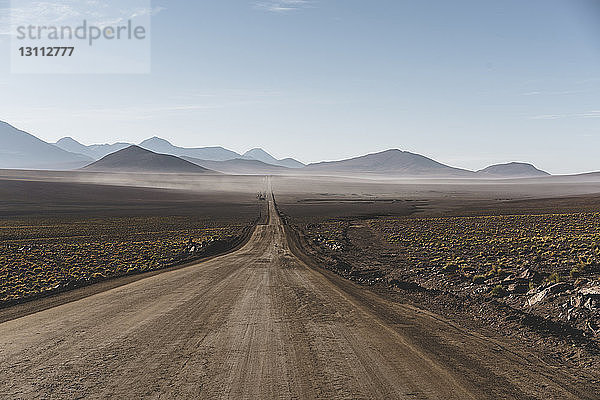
[241,148,305,169]
[303,149,474,177]
[82,145,213,174]
[183,156,291,175]
[0,120,558,178]
[55,137,131,160]
[0,121,92,170]
[138,137,240,162]
[53,135,306,167]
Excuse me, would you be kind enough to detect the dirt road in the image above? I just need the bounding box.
[0,190,596,399]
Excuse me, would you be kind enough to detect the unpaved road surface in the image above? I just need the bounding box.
[0,191,596,399]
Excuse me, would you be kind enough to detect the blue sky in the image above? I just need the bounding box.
[0,0,599,173]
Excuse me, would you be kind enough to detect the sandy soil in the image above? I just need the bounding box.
[0,183,597,399]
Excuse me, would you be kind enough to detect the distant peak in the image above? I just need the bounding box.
[125,144,149,151]
[478,162,550,177]
[243,148,268,155]
[140,136,172,145]
[57,136,80,144]
[113,145,154,155]
[483,161,538,168]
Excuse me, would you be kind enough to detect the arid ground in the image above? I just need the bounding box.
[1,172,600,398]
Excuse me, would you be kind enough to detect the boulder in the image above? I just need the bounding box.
[508,283,529,294]
[584,297,597,311]
[518,268,543,283]
[526,283,572,307]
[548,282,573,295]
[527,288,550,307]
[568,286,600,310]
[580,286,600,297]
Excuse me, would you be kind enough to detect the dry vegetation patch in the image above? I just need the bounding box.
[290,211,600,345]
[0,215,253,304]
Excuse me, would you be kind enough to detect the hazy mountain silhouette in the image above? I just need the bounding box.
[0,121,93,170]
[82,145,214,173]
[1,121,560,178]
[241,148,304,168]
[55,137,136,160]
[477,162,550,178]
[55,137,101,160]
[184,156,291,175]
[139,137,240,161]
[88,142,133,158]
[279,158,305,168]
[304,149,474,177]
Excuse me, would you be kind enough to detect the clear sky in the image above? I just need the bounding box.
[1,0,599,174]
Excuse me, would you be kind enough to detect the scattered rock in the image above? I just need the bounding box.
[508,283,529,294]
[548,282,573,295]
[584,297,597,311]
[518,268,543,283]
[527,288,550,307]
[586,321,598,335]
[575,278,589,287]
[570,295,583,308]
[527,283,572,307]
[580,286,600,297]
[518,268,532,279]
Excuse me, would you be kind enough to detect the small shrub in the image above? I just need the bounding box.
[570,266,581,279]
[483,267,496,279]
[547,272,561,284]
[491,285,507,298]
[442,263,458,273]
